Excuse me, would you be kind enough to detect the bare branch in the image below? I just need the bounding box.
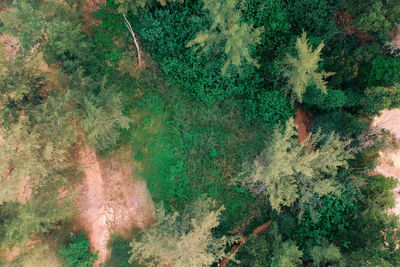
[123,14,142,66]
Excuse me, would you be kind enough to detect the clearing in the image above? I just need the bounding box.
[76,148,153,266]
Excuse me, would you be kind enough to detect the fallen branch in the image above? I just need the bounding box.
[219,220,271,267]
[123,14,142,66]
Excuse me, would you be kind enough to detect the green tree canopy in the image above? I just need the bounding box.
[340,0,400,34]
[284,32,333,102]
[129,198,239,267]
[239,118,351,213]
[187,0,263,74]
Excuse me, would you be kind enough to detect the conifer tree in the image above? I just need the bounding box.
[187,0,263,74]
[240,118,351,213]
[0,47,44,119]
[0,194,72,249]
[129,198,239,267]
[0,0,85,66]
[284,32,333,102]
[81,90,130,151]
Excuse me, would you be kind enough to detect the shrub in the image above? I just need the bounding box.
[58,233,98,267]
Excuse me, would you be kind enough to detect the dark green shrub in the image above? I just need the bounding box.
[58,233,98,267]
[361,84,400,115]
[105,235,135,267]
[294,184,362,253]
[359,55,400,87]
[286,0,338,38]
[244,90,294,126]
[312,111,368,137]
[303,85,347,110]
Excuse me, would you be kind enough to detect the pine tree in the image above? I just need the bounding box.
[0,0,86,66]
[309,244,342,265]
[240,118,351,213]
[0,47,44,116]
[0,194,72,249]
[270,223,303,267]
[81,90,130,151]
[284,32,333,102]
[187,0,263,74]
[129,198,240,267]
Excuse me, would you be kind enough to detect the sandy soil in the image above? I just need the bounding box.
[372,109,400,215]
[76,148,153,266]
[294,106,313,143]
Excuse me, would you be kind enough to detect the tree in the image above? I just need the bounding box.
[187,0,263,74]
[0,47,45,123]
[0,0,88,68]
[271,240,302,267]
[81,90,130,151]
[239,118,351,213]
[283,32,333,102]
[340,0,400,34]
[232,223,302,267]
[0,194,72,249]
[129,198,239,267]
[115,0,181,66]
[362,84,400,116]
[309,244,341,265]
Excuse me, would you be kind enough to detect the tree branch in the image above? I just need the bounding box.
[123,14,142,66]
[218,220,271,267]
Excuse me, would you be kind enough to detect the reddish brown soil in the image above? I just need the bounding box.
[294,106,313,143]
[76,148,153,266]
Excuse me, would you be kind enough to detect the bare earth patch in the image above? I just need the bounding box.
[76,148,153,266]
[372,109,400,215]
[294,106,313,143]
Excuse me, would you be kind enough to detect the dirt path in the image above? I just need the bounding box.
[372,109,400,215]
[76,149,153,266]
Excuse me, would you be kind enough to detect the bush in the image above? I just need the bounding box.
[58,233,98,267]
[361,84,400,116]
[105,235,135,267]
[138,3,263,105]
[312,111,368,137]
[286,0,338,38]
[359,55,400,87]
[244,90,294,126]
[294,184,362,254]
[303,85,347,110]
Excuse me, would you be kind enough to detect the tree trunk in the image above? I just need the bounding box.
[123,14,142,66]
[218,220,271,267]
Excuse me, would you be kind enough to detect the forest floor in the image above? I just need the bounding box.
[76,148,154,266]
[372,109,400,215]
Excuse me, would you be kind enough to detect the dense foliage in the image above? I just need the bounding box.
[58,233,98,267]
[1,0,400,266]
